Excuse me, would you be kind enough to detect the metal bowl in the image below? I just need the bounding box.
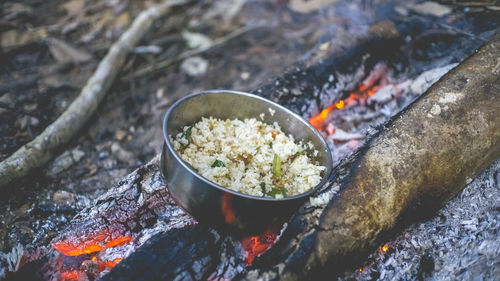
[161,90,332,236]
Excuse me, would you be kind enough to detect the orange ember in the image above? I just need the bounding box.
[52,232,132,256]
[308,79,385,130]
[381,244,389,252]
[53,232,128,279]
[90,256,125,272]
[60,270,81,281]
[241,230,278,264]
[106,236,132,248]
[309,101,340,130]
[336,99,345,109]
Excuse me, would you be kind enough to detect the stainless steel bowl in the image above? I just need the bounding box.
[161,90,332,236]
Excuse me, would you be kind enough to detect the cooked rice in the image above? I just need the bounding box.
[171,117,326,198]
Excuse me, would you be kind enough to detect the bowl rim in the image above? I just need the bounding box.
[162,89,333,202]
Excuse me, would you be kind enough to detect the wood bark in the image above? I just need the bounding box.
[0,0,188,188]
[245,32,500,281]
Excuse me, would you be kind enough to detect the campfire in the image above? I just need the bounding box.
[1,1,499,281]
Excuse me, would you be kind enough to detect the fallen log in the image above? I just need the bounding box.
[246,32,500,280]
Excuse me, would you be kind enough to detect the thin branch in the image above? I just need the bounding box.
[0,0,189,187]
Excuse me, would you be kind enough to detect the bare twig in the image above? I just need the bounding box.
[124,24,263,80]
[0,0,189,187]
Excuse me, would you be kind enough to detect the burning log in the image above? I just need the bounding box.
[246,32,500,280]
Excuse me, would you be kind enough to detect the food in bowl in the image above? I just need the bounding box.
[170,116,326,198]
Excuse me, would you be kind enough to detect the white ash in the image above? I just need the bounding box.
[409,63,458,96]
[367,85,397,105]
[99,243,136,263]
[0,244,23,273]
[314,60,369,112]
[309,185,340,207]
[339,158,500,281]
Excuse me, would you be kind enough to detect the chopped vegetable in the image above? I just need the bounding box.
[211,159,225,167]
[271,131,280,139]
[260,182,266,195]
[268,187,287,197]
[272,154,282,178]
[180,126,193,146]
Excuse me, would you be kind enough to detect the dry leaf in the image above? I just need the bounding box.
[1,29,47,49]
[61,0,86,16]
[47,37,93,63]
[114,13,131,31]
[407,2,452,17]
[181,31,213,50]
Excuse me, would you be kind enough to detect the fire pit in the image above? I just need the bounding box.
[1,1,499,281]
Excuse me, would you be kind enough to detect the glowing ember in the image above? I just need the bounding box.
[381,244,389,252]
[51,231,130,279]
[105,236,132,248]
[309,99,349,130]
[60,270,81,281]
[309,84,378,130]
[52,232,132,256]
[309,64,390,130]
[241,230,278,264]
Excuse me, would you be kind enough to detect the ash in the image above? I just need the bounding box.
[340,158,500,281]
